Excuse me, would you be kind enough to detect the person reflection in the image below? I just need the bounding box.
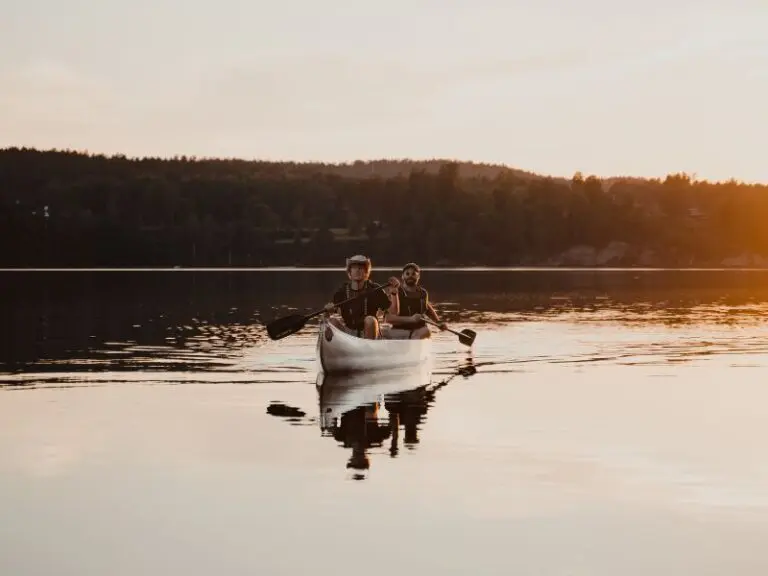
[385,386,431,456]
[313,356,477,477]
[386,357,476,456]
[328,401,391,480]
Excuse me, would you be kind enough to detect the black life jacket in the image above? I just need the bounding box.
[337,280,377,331]
[392,286,428,328]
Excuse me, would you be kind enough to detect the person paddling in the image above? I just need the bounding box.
[383,262,447,339]
[324,255,400,339]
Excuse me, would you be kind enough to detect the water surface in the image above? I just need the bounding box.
[3,269,768,575]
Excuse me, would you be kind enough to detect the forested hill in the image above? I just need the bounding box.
[299,158,547,181]
[1,146,767,268]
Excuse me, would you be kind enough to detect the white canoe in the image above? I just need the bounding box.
[316,318,432,374]
[316,363,433,430]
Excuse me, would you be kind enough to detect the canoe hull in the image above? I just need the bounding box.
[316,319,431,374]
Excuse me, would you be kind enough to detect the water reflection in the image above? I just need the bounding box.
[385,362,477,458]
[318,365,431,480]
[267,359,477,480]
[5,269,768,379]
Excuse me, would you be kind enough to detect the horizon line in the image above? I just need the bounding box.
[2,267,768,273]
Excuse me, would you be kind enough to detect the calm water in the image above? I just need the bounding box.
[3,269,768,575]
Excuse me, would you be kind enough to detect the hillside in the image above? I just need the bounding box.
[1,146,767,268]
[300,158,550,182]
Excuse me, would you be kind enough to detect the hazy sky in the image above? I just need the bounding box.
[2,0,767,182]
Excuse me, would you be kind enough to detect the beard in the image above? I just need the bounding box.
[404,277,418,286]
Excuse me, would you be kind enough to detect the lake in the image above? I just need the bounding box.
[3,268,768,575]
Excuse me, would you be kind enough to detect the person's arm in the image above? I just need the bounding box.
[383,286,399,321]
[426,302,440,323]
[388,314,421,325]
[378,278,400,322]
[385,288,418,326]
[424,292,447,330]
[324,289,344,315]
[387,310,423,326]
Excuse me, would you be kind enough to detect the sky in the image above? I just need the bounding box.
[2,0,767,182]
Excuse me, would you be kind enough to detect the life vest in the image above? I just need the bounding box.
[391,286,428,328]
[339,280,376,331]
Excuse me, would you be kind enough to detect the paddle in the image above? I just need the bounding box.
[266,284,388,341]
[422,317,477,347]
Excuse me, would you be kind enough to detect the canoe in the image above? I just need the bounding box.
[316,318,432,374]
[316,363,433,430]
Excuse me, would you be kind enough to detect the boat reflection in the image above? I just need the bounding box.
[315,357,476,480]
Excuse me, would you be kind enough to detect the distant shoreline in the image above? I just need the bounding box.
[4,149,768,271]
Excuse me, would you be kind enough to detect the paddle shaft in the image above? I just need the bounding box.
[319,283,389,319]
[266,282,392,340]
[422,316,463,337]
[422,316,476,347]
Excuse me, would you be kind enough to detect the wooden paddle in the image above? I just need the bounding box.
[422,317,477,347]
[266,284,388,340]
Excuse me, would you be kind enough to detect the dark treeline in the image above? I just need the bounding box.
[2,147,767,267]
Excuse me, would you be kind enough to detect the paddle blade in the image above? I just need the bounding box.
[266,314,308,340]
[458,329,477,347]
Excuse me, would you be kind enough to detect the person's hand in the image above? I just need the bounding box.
[438,322,448,331]
[383,276,400,296]
[323,302,336,315]
[410,313,423,323]
[387,276,401,290]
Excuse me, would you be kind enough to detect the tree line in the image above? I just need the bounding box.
[1,147,767,267]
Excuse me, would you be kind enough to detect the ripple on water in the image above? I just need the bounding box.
[4,299,768,388]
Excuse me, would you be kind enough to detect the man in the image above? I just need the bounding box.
[383,262,447,339]
[324,254,400,339]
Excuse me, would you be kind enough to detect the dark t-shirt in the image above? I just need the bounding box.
[391,286,429,329]
[332,280,392,331]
